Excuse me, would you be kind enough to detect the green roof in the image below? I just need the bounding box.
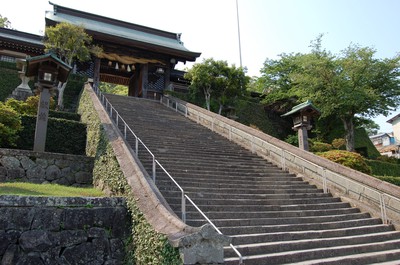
[45,2,201,62]
[25,53,72,82]
[281,100,320,117]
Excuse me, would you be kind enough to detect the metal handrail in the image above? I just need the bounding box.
[93,87,243,263]
[161,94,400,226]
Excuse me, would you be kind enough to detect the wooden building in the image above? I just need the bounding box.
[45,2,201,98]
[0,27,44,62]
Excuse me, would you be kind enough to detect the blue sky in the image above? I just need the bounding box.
[2,0,399,132]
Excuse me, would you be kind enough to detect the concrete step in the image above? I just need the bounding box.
[183,207,360,220]
[224,239,400,265]
[288,248,400,265]
[169,202,352,213]
[187,212,372,227]
[230,224,395,245]
[218,218,384,235]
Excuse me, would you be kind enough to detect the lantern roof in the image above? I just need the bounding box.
[25,53,72,83]
[281,100,320,117]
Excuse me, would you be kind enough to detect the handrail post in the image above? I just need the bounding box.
[323,169,328,193]
[135,136,139,156]
[182,192,186,223]
[124,124,127,139]
[152,155,156,182]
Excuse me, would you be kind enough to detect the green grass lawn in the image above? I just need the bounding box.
[0,182,105,197]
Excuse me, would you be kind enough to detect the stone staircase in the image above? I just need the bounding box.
[104,94,400,264]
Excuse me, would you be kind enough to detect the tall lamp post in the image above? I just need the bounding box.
[25,53,72,152]
[282,100,320,151]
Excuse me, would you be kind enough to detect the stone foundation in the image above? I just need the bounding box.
[0,148,94,186]
[0,196,130,265]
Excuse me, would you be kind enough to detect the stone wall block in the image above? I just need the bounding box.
[31,208,63,231]
[20,156,36,171]
[63,209,94,230]
[1,244,19,265]
[74,171,92,184]
[111,207,131,238]
[5,168,25,180]
[0,156,20,169]
[45,165,61,181]
[26,166,45,180]
[62,242,99,264]
[88,227,107,239]
[35,159,48,169]
[0,231,20,256]
[60,230,87,247]
[110,238,125,260]
[0,208,33,230]
[19,230,53,252]
[70,162,83,172]
[55,159,70,169]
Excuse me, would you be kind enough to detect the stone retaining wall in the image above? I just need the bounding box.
[0,148,94,186]
[0,196,130,265]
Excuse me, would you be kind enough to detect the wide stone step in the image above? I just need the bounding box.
[164,196,342,207]
[230,224,395,245]
[186,212,372,227]
[158,186,322,195]
[153,171,299,181]
[156,178,310,189]
[289,249,400,265]
[218,218,384,235]
[183,207,360,220]
[224,238,400,265]
[169,202,352,213]
[226,231,400,256]
[165,191,328,201]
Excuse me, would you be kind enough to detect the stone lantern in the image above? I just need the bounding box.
[25,53,72,152]
[282,100,320,151]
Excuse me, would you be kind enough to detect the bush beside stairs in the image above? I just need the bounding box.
[104,93,400,265]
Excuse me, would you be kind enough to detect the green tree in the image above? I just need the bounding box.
[0,15,11,28]
[0,102,22,147]
[185,58,248,114]
[261,36,400,151]
[44,22,102,109]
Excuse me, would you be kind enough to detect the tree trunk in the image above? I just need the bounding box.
[218,104,223,115]
[341,116,355,152]
[203,86,211,111]
[57,82,67,110]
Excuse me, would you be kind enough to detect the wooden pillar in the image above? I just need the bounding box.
[141,64,148,99]
[93,57,101,88]
[164,65,171,91]
[128,64,141,97]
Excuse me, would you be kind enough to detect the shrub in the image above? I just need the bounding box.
[332,138,346,149]
[285,134,298,147]
[317,150,372,174]
[6,96,56,115]
[0,102,22,147]
[310,141,333,152]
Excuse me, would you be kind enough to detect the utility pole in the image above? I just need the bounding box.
[236,0,243,68]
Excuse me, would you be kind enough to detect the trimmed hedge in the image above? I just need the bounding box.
[16,115,86,155]
[366,159,400,177]
[62,74,87,112]
[49,110,81,121]
[376,176,400,186]
[77,87,181,264]
[0,63,21,101]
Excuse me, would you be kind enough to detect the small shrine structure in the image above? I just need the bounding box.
[282,100,320,151]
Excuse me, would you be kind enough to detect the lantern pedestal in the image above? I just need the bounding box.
[33,88,51,152]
